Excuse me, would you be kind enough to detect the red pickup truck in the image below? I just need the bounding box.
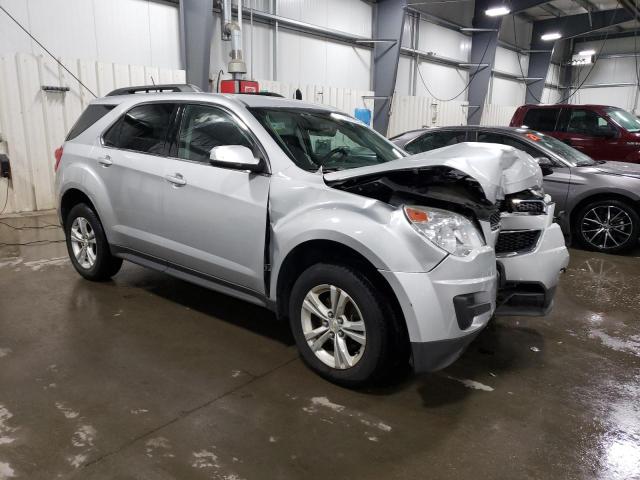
[510,104,640,163]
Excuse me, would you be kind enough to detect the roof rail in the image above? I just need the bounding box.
[105,84,202,97]
[239,91,285,98]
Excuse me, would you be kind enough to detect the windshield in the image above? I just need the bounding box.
[517,130,596,166]
[249,108,405,172]
[606,107,640,133]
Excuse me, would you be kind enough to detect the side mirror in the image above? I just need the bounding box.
[209,145,262,172]
[535,157,554,176]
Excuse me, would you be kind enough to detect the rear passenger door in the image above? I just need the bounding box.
[404,130,468,154]
[161,103,270,294]
[100,102,176,257]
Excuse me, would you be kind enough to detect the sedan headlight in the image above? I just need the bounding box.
[403,205,485,257]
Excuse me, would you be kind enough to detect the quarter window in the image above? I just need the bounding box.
[177,105,254,162]
[103,103,174,154]
[67,104,115,141]
[521,108,560,131]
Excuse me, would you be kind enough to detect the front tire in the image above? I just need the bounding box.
[574,199,639,254]
[288,263,402,388]
[65,203,122,281]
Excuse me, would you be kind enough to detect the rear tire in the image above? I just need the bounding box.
[64,203,122,281]
[288,263,403,388]
[573,199,639,254]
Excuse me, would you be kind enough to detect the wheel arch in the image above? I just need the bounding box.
[273,239,408,344]
[569,191,640,229]
[60,188,98,227]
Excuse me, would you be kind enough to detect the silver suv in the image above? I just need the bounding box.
[56,85,568,387]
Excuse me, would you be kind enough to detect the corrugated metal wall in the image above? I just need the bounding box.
[0,53,185,215]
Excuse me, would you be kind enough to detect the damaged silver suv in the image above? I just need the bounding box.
[55,85,568,387]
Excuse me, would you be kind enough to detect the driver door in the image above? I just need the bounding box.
[161,103,270,294]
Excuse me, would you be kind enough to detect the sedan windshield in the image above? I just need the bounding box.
[517,130,596,166]
[249,108,405,171]
[606,107,640,133]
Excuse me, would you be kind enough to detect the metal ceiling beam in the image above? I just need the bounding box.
[371,0,406,135]
[467,0,503,125]
[525,8,633,103]
[540,3,566,17]
[509,0,554,14]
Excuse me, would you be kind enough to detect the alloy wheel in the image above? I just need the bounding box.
[581,205,633,250]
[300,284,366,370]
[70,217,97,269]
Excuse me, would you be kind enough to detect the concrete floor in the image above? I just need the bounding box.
[0,212,639,480]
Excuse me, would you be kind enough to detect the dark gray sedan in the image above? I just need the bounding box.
[392,126,640,253]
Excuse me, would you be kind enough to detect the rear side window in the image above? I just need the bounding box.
[103,103,174,155]
[521,108,560,132]
[66,105,115,141]
[405,131,467,154]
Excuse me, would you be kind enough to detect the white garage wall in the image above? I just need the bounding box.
[210,0,373,92]
[0,0,181,69]
[0,53,185,215]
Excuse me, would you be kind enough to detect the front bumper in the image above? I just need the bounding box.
[380,246,497,372]
[496,222,568,316]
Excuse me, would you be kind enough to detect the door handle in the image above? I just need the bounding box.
[165,173,187,187]
[97,155,112,167]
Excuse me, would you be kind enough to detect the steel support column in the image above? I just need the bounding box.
[526,8,633,103]
[371,0,406,136]
[179,0,214,91]
[466,0,503,125]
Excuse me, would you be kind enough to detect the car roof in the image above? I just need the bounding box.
[518,103,617,109]
[91,91,337,112]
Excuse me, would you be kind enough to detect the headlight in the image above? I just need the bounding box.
[403,205,485,257]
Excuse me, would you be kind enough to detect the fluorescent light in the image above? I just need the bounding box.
[485,6,510,16]
[541,32,562,41]
[579,49,596,56]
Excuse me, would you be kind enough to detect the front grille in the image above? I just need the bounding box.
[489,210,501,231]
[495,230,541,255]
[511,199,546,214]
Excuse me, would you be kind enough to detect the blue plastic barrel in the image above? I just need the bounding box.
[354,108,372,126]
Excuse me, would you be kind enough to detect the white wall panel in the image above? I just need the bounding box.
[480,104,518,126]
[395,56,414,96]
[571,86,637,111]
[418,21,470,62]
[0,53,186,215]
[415,62,469,102]
[0,0,181,69]
[494,47,527,77]
[542,87,562,105]
[278,0,372,37]
[490,77,525,106]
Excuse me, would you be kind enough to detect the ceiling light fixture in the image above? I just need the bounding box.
[541,32,562,41]
[579,49,596,56]
[485,6,510,16]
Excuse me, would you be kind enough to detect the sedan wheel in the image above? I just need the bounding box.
[301,284,366,370]
[575,200,639,253]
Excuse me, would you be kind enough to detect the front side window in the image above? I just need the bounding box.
[521,108,560,131]
[176,105,254,162]
[477,132,541,159]
[405,131,467,154]
[250,108,404,172]
[103,103,174,154]
[606,107,640,133]
[565,109,615,136]
[515,130,595,166]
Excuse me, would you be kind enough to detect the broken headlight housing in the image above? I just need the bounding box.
[403,206,485,257]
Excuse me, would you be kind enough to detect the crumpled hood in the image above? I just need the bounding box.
[594,161,640,179]
[324,142,542,203]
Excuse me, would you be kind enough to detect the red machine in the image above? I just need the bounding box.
[219,79,259,94]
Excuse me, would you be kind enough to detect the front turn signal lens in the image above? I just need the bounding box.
[405,207,429,223]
